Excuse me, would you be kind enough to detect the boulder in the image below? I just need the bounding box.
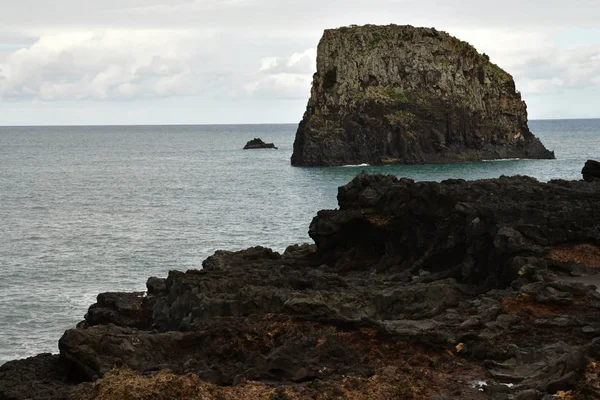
[582,159,600,182]
[0,354,73,400]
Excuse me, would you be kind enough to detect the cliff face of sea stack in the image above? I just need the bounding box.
[291,25,555,166]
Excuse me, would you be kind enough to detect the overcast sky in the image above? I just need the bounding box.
[1,0,599,125]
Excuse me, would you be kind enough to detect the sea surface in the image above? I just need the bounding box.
[0,119,598,365]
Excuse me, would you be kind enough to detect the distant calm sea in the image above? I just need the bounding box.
[0,119,598,364]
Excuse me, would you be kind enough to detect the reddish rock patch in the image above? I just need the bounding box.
[549,243,600,269]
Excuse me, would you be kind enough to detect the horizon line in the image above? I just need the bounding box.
[1,117,599,128]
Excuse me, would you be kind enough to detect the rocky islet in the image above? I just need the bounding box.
[291,25,555,166]
[244,138,278,150]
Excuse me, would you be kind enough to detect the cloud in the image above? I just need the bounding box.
[501,46,600,94]
[450,28,600,96]
[0,33,316,102]
[245,49,316,99]
[0,0,600,122]
[2,25,599,105]
[1,0,599,38]
[245,72,313,99]
[0,30,234,101]
[259,49,316,75]
[523,78,565,94]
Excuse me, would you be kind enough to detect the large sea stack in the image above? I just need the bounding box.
[291,25,555,166]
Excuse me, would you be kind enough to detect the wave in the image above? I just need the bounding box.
[341,163,370,167]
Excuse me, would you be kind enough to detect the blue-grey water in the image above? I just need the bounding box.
[0,119,598,365]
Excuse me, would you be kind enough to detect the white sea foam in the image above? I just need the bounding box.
[470,380,514,391]
[341,163,370,167]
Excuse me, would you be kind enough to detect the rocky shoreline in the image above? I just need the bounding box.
[2,167,600,399]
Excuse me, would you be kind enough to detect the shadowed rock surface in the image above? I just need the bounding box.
[244,138,278,150]
[1,172,600,399]
[291,25,555,166]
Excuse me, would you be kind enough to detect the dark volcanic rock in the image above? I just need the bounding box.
[291,24,554,166]
[0,354,74,400]
[82,292,150,329]
[583,159,600,182]
[2,172,600,399]
[243,138,277,149]
[309,172,600,285]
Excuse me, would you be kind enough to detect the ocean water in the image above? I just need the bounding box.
[0,119,598,365]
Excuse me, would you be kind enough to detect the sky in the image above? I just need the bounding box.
[0,0,599,125]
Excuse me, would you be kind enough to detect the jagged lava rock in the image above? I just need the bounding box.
[291,24,555,166]
[243,138,277,149]
[583,159,600,182]
[309,172,600,292]
[4,171,600,399]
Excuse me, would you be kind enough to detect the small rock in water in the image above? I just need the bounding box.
[243,138,277,149]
